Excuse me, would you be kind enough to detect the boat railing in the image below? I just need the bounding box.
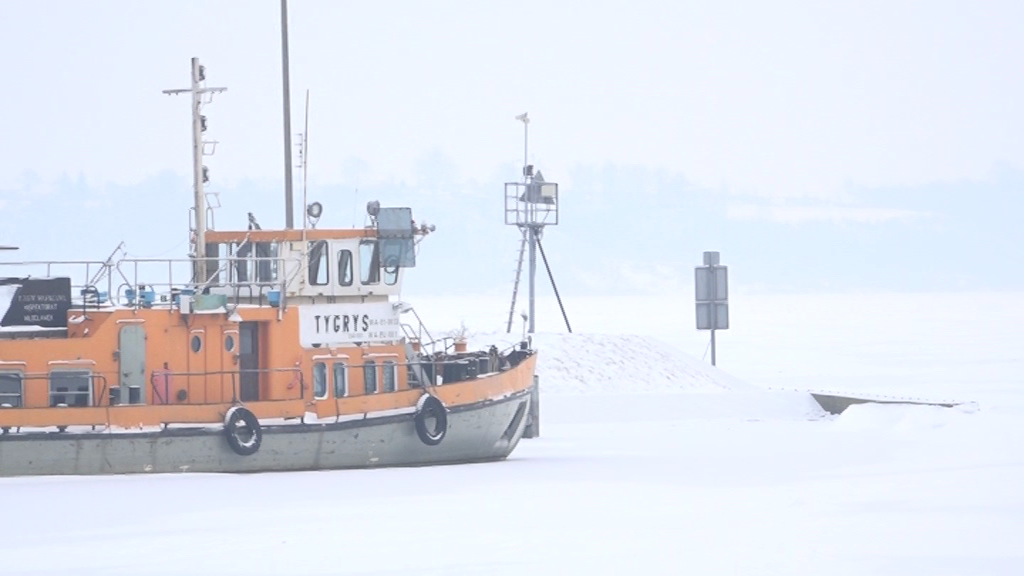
[150,366,306,406]
[400,324,531,362]
[397,304,452,356]
[113,255,302,309]
[0,254,306,310]
[0,365,303,414]
[0,372,111,431]
[401,322,448,355]
[46,372,110,409]
[418,334,459,355]
[0,259,126,304]
[0,349,532,432]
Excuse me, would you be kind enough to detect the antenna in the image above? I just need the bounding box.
[163,57,226,285]
[515,112,529,179]
[298,90,321,229]
[504,113,571,334]
[302,90,311,227]
[296,90,311,227]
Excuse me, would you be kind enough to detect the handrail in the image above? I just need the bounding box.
[12,372,111,409]
[116,254,299,298]
[150,366,305,406]
[0,345,532,432]
[0,254,301,310]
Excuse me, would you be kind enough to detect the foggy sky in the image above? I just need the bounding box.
[1,1,1022,293]
[3,1,1021,196]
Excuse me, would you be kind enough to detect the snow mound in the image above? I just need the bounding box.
[471,332,755,394]
[464,331,825,421]
[833,402,974,432]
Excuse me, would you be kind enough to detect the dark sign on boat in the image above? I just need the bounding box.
[0,277,72,329]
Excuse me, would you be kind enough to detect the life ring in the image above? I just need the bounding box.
[414,394,448,446]
[224,406,262,456]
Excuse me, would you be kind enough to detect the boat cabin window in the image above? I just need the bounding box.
[381,360,397,392]
[337,249,354,287]
[230,241,279,285]
[333,362,348,397]
[312,362,328,399]
[49,370,92,407]
[0,372,23,408]
[383,257,399,286]
[359,240,380,285]
[309,240,330,286]
[258,242,279,283]
[363,360,377,394]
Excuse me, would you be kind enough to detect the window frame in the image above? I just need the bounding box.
[333,361,348,398]
[49,369,93,408]
[359,239,381,286]
[0,371,24,408]
[308,240,330,286]
[312,361,328,400]
[363,360,377,394]
[337,248,354,287]
[224,329,239,353]
[254,241,279,284]
[381,360,397,393]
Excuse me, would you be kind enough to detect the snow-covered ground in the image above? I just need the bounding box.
[2,292,1023,575]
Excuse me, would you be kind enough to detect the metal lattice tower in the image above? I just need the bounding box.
[504,113,570,334]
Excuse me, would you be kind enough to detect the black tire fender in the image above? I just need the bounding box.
[414,394,448,446]
[224,406,262,456]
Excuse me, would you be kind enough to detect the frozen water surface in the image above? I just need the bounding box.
[2,292,1022,575]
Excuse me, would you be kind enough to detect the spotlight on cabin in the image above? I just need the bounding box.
[366,200,381,218]
[306,201,323,228]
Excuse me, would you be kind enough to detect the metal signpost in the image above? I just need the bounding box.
[695,251,728,366]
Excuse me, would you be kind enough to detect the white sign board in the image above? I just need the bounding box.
[695,266,728,302]
[695,261,728,330]
[298,302,402,348]
[695,302,729,330]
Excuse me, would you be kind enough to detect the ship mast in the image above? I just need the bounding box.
[163,58,227,284]
[281,0,295,229]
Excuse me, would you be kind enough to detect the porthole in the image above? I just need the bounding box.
[191,335,202,353]
[225,334,235,352]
